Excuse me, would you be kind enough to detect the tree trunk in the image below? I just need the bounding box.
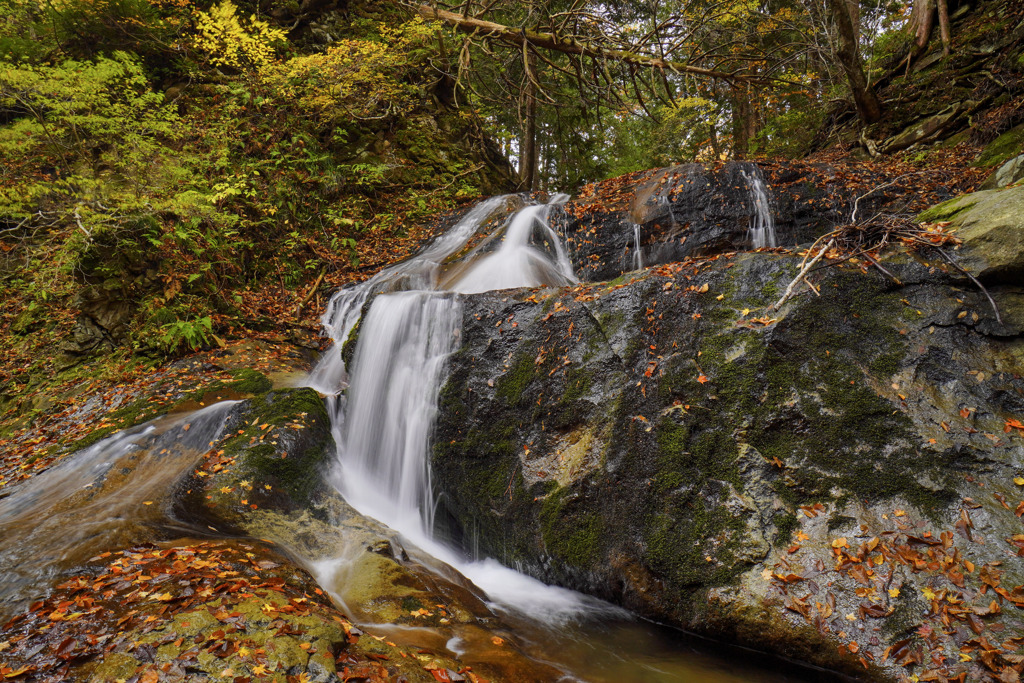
[844,0,860,37]
[520,50,539,191]
[827,0,883,124]
[908,0,936,53]
[732,87,753,159]
[937,0,951,56]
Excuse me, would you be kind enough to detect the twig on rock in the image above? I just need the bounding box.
[771,236,836,311]
[932,247,1002,325]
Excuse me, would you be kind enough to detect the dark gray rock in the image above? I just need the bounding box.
[432,247,1024,681]
[552,161,955,283]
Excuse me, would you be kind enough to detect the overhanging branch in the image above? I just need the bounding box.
[416,4,752,84]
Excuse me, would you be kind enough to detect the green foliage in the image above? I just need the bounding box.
[259,18,436,124]
[754,106,825,158]
[158,315,213,352]
[192,0,285,71]
[0,51,178,183]
[0,1,498,380]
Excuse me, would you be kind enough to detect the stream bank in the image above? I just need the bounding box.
[1,157,1022,682]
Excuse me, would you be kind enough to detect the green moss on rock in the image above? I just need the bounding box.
[539,486,603,566]
[975,124,1024,168]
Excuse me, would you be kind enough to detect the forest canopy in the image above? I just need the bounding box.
[0,0,1019,386]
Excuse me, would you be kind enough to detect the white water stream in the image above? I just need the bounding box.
[740,167,777,249]
[307,194,609,624]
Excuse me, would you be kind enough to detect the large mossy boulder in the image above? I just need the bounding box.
[432,230,1024,680]
[175,387,335,532]
[920,184,1024,284]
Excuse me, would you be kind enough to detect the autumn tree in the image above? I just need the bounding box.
[826,0,883,123]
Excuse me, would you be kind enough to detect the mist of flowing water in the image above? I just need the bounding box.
[0,401,238,620]
[740,166,777,249]
[308,194,606,624]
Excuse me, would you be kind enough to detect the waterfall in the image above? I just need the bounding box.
[740,166,777,249]
[308,195,606,622]
[335,291,461,535]
[632,222,644,270]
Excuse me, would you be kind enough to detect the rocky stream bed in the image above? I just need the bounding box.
[1,160,1023,683]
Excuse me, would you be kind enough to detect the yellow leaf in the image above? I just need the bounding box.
[921,587,936,600]
[740,308,751,316]
[1014,477,1024,486]
[959,653,972,662]
[888,588,900,598]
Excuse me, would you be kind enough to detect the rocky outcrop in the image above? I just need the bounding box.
[173,386,572,682]
[432,186,1024,681]
[552,160,969,282]
[176,387,335,530]
[919,184,1024,285]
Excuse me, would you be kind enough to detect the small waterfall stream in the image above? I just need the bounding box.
[308,194,605,623]
[740,166,777,248]
[0,401,239,619]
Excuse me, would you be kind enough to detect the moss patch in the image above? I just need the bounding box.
[539,486,604,566]
[917,196,978,223]
[975,124,1024,168]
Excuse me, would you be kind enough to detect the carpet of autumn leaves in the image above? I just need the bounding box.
[771,497,1024,683]
[0,540,486,683]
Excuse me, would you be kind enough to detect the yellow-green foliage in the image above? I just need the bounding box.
[259,18,438,124]
[192,0,285,70]
[0,51,179,204]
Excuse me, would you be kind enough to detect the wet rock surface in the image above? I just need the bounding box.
[432,186,1024,681]
[0,539,485,683]
[551,160,968,283]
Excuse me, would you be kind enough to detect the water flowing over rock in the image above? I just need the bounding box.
[552,160,950,282]
[425,182,1024,680]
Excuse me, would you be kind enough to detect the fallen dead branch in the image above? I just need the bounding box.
[770,213,1002,324]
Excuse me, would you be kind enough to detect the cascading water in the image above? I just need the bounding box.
[631,222,644,269]
[0,400,238,619]
[740,166,777,249]
[307,194,616,623]
[337,291,461,535]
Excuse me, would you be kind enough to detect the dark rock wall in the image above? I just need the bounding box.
[432,247,1024,679]
[552,160,961,283]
